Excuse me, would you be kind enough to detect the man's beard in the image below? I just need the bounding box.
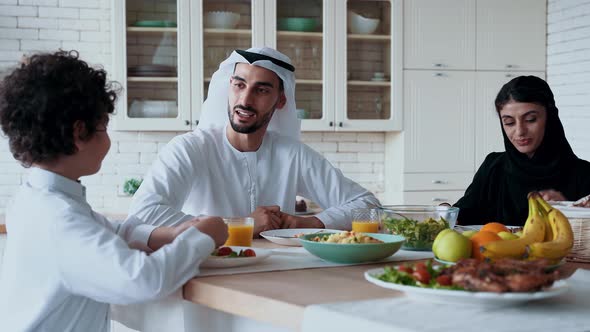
[228,104,276,134]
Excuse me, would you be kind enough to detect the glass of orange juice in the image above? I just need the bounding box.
[351,208,380,233]
[224,217,254,246]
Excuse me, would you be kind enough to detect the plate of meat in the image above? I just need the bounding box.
[364,259,569,306]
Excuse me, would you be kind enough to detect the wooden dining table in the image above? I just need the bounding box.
[181,239,590,331]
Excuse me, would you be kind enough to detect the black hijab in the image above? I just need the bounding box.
[455,76,590,226]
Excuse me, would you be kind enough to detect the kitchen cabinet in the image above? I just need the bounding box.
[404,0,475,70]
[111,0,402,132]
[396,0,546,204]
[476,0,546,71]
[404,0,546,71]
[403,70,475,173]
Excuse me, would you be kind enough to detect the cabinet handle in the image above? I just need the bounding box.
[195,120,199,125]
[185,120,190,126]
[433,72,444,77]
[338,122,343,127]
[432,180,447,184]
[329,121,333,127]
[433,63,444,67]
[505,64,514,69]
[431,198,446,202]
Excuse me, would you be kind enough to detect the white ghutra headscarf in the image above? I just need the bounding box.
[197,47,300,140]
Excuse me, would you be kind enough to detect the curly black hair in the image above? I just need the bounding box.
[0,50,118,167]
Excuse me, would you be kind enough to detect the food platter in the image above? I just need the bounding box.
[260,228,342,246]
[200,246,271,268]
[364,267,569,306]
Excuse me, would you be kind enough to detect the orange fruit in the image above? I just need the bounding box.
[480,222,510,234]
[470,231,502,261]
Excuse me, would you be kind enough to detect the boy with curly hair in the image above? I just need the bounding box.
[0,50,228,331]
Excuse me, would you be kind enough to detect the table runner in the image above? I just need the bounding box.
[198,247,434,277]
[301,269,590,332]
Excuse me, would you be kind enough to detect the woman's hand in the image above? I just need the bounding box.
[538,189,567,202]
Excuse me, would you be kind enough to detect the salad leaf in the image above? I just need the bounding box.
[382,217,449,249]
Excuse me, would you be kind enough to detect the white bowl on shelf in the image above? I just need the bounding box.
[348,11,380,35]
[204,11,240,29]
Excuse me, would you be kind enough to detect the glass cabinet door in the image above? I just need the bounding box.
[113,0,192,130]
[275,0,326,128]
[338,0,401,131]
[192,0,254,125]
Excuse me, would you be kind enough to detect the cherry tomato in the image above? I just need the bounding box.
[216,247,233,256]
[397,265,413,274]
[412,269,431,284]
[243,249,256,257]
[435,275,452,286]
[414,262,428,272]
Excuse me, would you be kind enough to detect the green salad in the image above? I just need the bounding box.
[377,260,463,290]
[382,217,449,250]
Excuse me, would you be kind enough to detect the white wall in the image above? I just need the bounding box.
[547,0,590,161]
[0,0,385,215]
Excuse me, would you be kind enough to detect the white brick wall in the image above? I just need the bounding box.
[0,1,386,214]
[547,0,590,161]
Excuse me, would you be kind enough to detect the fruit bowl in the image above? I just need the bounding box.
[298,232,405,263]
[277,17,317,32]
[348,11,380,34]
[204,11,240,29]
[381,205,459,251]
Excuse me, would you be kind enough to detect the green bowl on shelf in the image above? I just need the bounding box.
[277,17,317,32]
[132,20,177,28]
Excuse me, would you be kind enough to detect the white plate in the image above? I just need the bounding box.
[260,228,343,246]
[201,246,271,268]
[364,267,569,306]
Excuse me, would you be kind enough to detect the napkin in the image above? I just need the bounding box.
[302,269,590,332]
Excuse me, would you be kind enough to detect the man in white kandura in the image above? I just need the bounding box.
[129,47,380,235]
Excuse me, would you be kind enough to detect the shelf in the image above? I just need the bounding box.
[277,31,323,39]
[203,28,252,36]
[128,76,178,82]
[297,79,322,85]
[127,27,177,33]
[348,34,391,41]
[347,80,391,87]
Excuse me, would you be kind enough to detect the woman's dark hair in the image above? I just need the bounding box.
[494,75,557,114]
[0,50,118,167]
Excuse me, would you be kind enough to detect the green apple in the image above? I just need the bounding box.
[497,231,518,240]
[514,231,523,238]
[462,230,478,239]
[433,230,472,262]
[432,229,453,254]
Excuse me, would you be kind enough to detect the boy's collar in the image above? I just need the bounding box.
[28,167,86,199]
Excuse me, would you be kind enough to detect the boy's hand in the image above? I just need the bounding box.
[192,216,228,247]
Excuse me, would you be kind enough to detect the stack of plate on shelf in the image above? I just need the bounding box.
[128,100,177,118]
[128,64,177,77]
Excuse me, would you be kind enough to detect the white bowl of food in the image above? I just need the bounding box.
[348,11,379,35]
[204,11,240,29]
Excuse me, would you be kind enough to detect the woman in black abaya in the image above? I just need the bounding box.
[454,76,590,226]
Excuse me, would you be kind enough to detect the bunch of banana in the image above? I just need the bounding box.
[526,195,574,261]
[480,192,546,260]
